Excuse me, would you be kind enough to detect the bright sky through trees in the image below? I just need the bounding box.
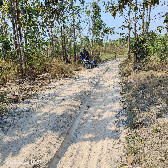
[79,0,168,40]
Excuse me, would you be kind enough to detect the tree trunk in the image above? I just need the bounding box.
[78,20,82,50]
[145,2,151,57]
[19,22,24,75]
[146,4,148,34]
[60,0,68,63]
[61,26,64,60]
[24,29,27,71]
[1,12,5,59]
[63,32,68,63]
[167,23,168,37]
[128,3,131,59]
[147,3,151,33]
[71,0,77,62]
[134,0,137,67]
[50,27,54,58]
[15,0,23,75]
[62,23,68,63]
[73,6,76,62]
[19,4,25,75]
[142,0,145,35]
[91,35,93,57]
[98,44,100,56]
[10,0,17,52]
[73,26,77,62]
[61,26,65,62]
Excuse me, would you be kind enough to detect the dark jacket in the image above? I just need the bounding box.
[80,52,85,60]
[84,51,89,60]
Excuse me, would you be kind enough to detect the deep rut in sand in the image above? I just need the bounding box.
[48,67,110,168]
[48,60,127,168]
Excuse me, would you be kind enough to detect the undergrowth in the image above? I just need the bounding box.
[0,52,123,115]
[100,52,127,62]
[0,94,7,117]
[120,58,168,167]
[0,58,81,116]
[0,58,77,86]
[0,59,19,85]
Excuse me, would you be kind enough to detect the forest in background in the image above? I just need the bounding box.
[0,1,168,166]
[0,0,168,112]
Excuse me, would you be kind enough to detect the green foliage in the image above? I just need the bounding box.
[0,36,11,51]
[0,0,166,89]
[91,2,106,39]
[129,32,168,63]
[131,36,146,61]
[100,53,117,62]
[148,34,168,62]
[0,33,11,60]
[82,36,91,49]
[0,103,7,117]
[164,12,168,23]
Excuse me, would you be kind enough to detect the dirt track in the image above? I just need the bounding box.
[0,59,127,168]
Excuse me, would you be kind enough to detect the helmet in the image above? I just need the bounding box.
[83,48,86,51]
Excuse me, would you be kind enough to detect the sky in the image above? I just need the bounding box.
[4,0,168,42]
[79,0,168,40]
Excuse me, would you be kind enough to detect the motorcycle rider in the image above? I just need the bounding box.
[79,51,85,60]
[79,48,98,68]
[83,48,90,60]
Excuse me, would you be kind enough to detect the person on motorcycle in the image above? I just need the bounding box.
[83,48,90,60]
[79,51,85,60]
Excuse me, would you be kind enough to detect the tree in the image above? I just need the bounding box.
[164,12,168,36]
[85,1,114,57]
[128,2,131,59]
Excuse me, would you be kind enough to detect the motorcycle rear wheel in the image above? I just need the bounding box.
[84,63,92,69]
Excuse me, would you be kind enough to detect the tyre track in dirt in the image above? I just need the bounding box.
[0,60,116,168]
[50,60,127,168]
[48,66,109,168]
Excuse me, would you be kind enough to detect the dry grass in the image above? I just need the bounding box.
[120,58,168,167]
[0,59,19,86]
[126,119,168,168]
[45,58,76,78]
[0,58,82,117]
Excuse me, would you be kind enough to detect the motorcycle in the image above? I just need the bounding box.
[82,59,98,69]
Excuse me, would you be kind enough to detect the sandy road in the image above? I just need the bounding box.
[51,60,127,168]
[0,59,127,168]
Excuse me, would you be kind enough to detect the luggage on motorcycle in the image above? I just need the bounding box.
[90,60,98,68]
[83,59,92,69]
[80,57,98,69]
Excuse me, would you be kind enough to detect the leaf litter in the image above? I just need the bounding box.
[120,59,168,167]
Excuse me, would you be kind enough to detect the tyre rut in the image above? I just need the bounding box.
[47,67,109,168]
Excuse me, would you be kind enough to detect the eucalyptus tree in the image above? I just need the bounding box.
[105,0,161,64]
[68,0,84,62]
[164,12,168,36]
[0,0,11,59]
[0,0,88,75]
[85,1,114,56]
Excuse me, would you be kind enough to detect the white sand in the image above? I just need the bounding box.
[0,59,127,168]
